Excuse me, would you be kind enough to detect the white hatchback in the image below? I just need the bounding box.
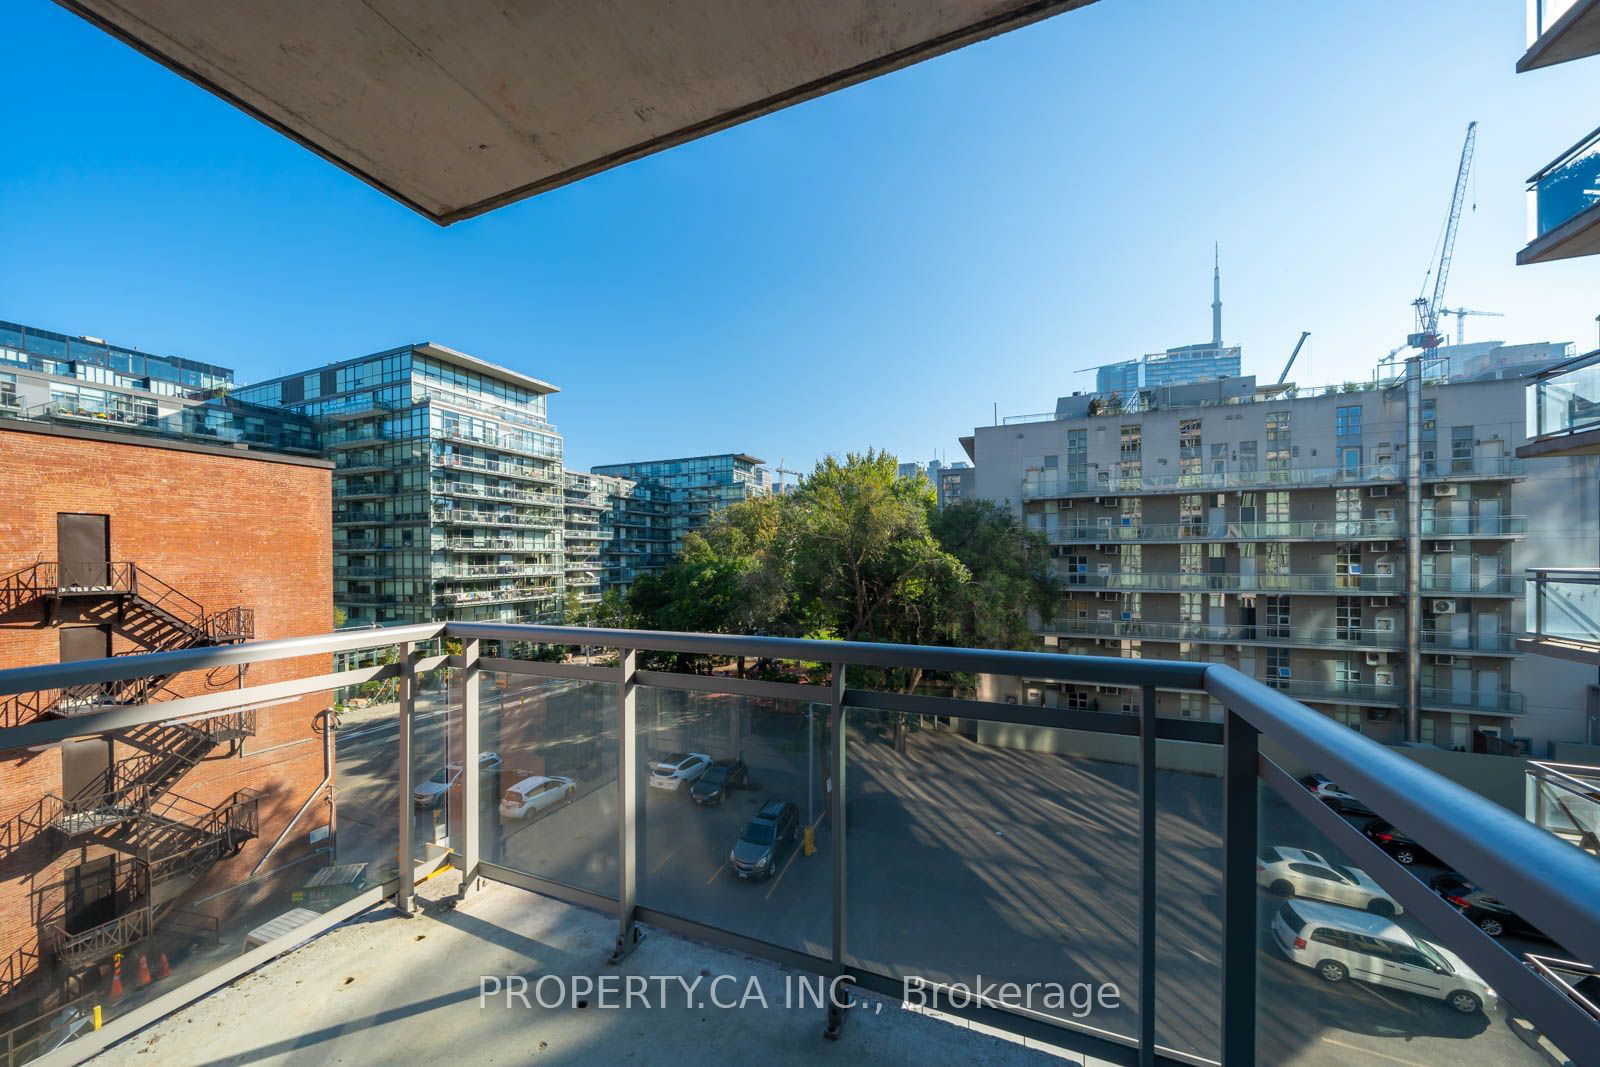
[648,752,711,792]
[499,775,576,819]
[1258,845,1402,917]
[1272,898,1495,1015]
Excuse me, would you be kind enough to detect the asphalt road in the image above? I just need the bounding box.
[329,678,1552,1066]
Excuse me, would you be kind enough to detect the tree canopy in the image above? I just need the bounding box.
[626,451,1057,681]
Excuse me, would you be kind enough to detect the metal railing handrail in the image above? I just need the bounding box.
[3,622,1600,1060]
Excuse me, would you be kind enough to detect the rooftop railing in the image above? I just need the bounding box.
[5,623,1598,1064]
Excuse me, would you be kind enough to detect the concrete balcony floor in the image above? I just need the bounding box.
[92,871,1060,1066]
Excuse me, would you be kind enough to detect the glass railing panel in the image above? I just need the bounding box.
[1530,575,1600,645]
[1257,774,1555,1064]
[1157,734,1223,1061]
[843,708,1140,1045]
[1530,358,1600,438]
[474,670,618,897]
[1533,130,1600,238]
[633,686,830,958]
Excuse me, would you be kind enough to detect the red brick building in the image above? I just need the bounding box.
[0,418,332,1018]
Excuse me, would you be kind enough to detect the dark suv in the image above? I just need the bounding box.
[729,799,799,880]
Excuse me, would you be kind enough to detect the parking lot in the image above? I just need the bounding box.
[337,677,1554,1065]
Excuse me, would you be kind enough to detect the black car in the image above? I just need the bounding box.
[691,758,749,805]
[1361,819,1439,866]
[1429,871,1553,941]
[729,799,800,880]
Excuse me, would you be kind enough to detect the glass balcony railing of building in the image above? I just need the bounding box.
[1531,0,1585,43]
[1042,618,1407,648]
[6,623,1599,1065]
[1060,571,1404,593]
[1526,568,1600,651]
[1022,460,1403,499]
[413,384,553,430]
[1046,517,1403,543]
[1527,349,1600,441]
[1421,573,1520,595]
[1003,380,1402,426]
[1528,125,1600,240]
[1420,515,1528,536]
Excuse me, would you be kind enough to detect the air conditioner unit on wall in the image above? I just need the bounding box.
[1433,484,1457,497]
[1432,599,1456,614]
[1370,542,1391,553]
[1365,652,1388,666]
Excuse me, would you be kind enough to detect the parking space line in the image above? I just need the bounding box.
[705,861,727,885]
[1318,1037,1428,1067]
[764,847,804,900]
[650,846,680,874]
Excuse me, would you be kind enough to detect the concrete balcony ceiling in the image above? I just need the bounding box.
[60,0,1098,224]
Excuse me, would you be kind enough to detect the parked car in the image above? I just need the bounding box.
[1299,773,1376,817]
[1429,871,1552,941]
[499,775,577,819]
[649,752,711,792]
[414,751,501,808]
[729,799,800,880]
[1362,819,1440,867]
[1271,899,1495,1015]
[691,758,749,806]
[1257,845,1402,916]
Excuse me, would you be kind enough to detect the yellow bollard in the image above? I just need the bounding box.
[93,1004,102,1030]
[802,826,816,857]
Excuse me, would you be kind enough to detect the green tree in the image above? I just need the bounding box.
[929,499,1057,652]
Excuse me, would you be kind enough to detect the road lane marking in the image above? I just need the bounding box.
[650,846,680,874]
[705,861,727,885]
[764,846,802,900]
[1318,1037,1429,1067]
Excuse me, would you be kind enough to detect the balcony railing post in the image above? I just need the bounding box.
[825,659,850,1040]
[457,637,483,902]
[1137,684,1156,1067]
[1220,707,1258,1065]
[609,648,642,963]
[395,639,416,916]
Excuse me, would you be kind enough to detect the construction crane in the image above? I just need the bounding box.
[1408,121,1478,352]
[1436,306,1503,346]
[772,460,803,494]
[1277,331,1310,385]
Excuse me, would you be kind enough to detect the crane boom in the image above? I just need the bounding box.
[1278,331,1310,385]
[1412,122,1477,349]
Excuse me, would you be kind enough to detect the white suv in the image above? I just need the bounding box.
[1272,899,1495,1015]
[1258,845,1402,916]
[648,752,711,792]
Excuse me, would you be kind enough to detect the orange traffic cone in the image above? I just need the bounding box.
[155,952,172,980]
[109,955,124,1001]
[135,955,152,988]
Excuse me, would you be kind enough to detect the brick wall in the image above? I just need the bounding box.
[0,425,332,1012]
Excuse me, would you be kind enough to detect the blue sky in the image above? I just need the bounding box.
[3,1,1598,472]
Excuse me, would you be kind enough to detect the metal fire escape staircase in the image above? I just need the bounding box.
[0,562,264,967]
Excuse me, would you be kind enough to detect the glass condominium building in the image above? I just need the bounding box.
[234,343,565,627]
[590,453,770,568]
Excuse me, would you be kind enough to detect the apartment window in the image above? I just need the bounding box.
[1267,646,1290,688]
[1266,411,1291,476]
[1330,708,1362,731]
[1179,494,1203,533]
[1336,488,1360,524]
[1179,693,1205,718]
[1335,544,1362,589]
[1238,492,1258,523]
[1066,689,1090,711]
[1336,596,1361,641]
[1239,441,1258,474]
[1421,399,1436,433]
[1334,660,1361,685]
[1264,542,1290,576]
[1335,405,1362,439]
[1063,553,1088,585]
[1180,592,1204,624]
[1264,491,1289,528]
[1337,445,1361,478]
[1118,460,1141,491]
[1451,426,1473,472]
[1120,498,1141,526]
[1179,418,1202,448]
[1178,455,1203,485]
[1118,544,1142,574]
[1263,595,1290,639]
[1067,428,1087,459]
[1120,425,1141,456]
[1043,454,1058,469]
[1121,593,1142,620]
[1211,442,1228,474]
